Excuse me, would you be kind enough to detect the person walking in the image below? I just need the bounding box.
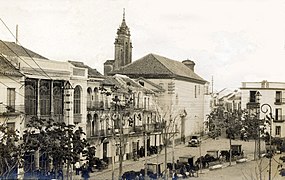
[81,163,90,180]
[75,161,81,175]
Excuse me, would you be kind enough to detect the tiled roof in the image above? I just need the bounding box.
[0,56,22,76]
[110,53,206,83]
[101,74,154,94]
[0,41,48,59]
[136,77,165,93]
[68,60,103,77]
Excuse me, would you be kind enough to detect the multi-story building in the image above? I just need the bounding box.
[240,80,285,138]
[0,54,24,138]
[84,73,162,163]
[0,40,162,175]
[104,14,208,143]
[0,40,92,174]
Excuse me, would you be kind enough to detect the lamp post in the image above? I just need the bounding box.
[260,103,273,180]
[255,91,261,160]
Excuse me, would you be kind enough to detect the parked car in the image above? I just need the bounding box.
[188,135,200,147]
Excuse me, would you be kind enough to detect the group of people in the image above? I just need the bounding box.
[75,161,91,180]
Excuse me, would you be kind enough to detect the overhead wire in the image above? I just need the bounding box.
[0,79,24,98]
[0,18,52,80]
[0,53,24,86]
[0,40,48,78]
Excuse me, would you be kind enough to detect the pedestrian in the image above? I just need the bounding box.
[81,163,90,180]
[75,161,81,175]
[172,170,178,180]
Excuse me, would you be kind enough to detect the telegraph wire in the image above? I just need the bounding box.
[0,18,52,80]
[0,53,25,86]
[0,40,48,78]
[0,79,25,98]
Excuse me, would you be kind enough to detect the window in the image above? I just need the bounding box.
[7,88,15,111]
[53,81,63,115]
[194,85,197,98]
[275,108,282,121]
[40,80,51,115]
[87,87,92,109]
[94,88,99,108]
[6,122,15,131]
[276,126,281,136]
[249,91,257,103]
[276,91,282,103]
[137,92,140,108]
[25,79,37,115]
[74,86,81,114]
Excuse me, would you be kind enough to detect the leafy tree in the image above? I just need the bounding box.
[0,123,20,179]
[20,116,93,179]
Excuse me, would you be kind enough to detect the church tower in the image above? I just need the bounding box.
[114,9,132,70]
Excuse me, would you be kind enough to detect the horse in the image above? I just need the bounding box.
[195,156,208,168]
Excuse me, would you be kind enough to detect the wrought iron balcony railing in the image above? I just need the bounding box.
[274,98,285,105]
[0,105,24,115]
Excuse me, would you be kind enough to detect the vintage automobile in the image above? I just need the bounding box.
[188,135,201,147]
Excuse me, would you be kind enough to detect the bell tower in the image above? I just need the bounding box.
[114,9,133,70]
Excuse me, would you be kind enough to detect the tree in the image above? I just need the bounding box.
[19,116,93,179]
[0,123,20,179]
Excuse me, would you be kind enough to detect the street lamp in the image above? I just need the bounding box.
[255,91,261,159]
[260,103,273,180]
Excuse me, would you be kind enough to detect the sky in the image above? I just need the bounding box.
[1,0,285,91]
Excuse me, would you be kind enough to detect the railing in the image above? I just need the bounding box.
[274,98,285,105]
[87,101,104,111]
[273,115,285,122]
[73,114,82,123]
[0,105,24,115]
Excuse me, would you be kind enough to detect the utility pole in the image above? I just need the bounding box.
[118,104,123,179]
[111,137,115,180]
[144,132,148,179]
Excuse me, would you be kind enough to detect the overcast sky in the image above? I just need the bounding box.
[1,0,285,91]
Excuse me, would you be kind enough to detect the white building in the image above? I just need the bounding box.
[240,80,285,138]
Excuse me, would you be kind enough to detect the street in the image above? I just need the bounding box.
[71,136,285,180]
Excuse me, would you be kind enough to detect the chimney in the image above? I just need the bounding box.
[182,59,195,71]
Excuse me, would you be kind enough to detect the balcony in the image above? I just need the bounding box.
[246,102,260,109]
[274,98,285,105]
[0,105,24,116]
[87,101,104,111]
[273,115,285,122]
[74,114,82,123]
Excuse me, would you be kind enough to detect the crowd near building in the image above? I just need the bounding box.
[0,12,284,177]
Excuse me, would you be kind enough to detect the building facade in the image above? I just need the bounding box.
[240,80,285,138]
[109,54,207,143]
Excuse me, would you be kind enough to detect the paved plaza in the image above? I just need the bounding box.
[71,137,274,180]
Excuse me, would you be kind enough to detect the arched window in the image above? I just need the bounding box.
[132,93,136,107]
[87,114,92,137]
[137,92,141,108]
[87,87,92,109]
[121,49,124,66]
[94,114,99,135]
[25,79,37,115]
[53,81,63,115]
[74,86,81,114]
[40,80,51,115]
[94,87,99,108]
[125,42,128,63]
